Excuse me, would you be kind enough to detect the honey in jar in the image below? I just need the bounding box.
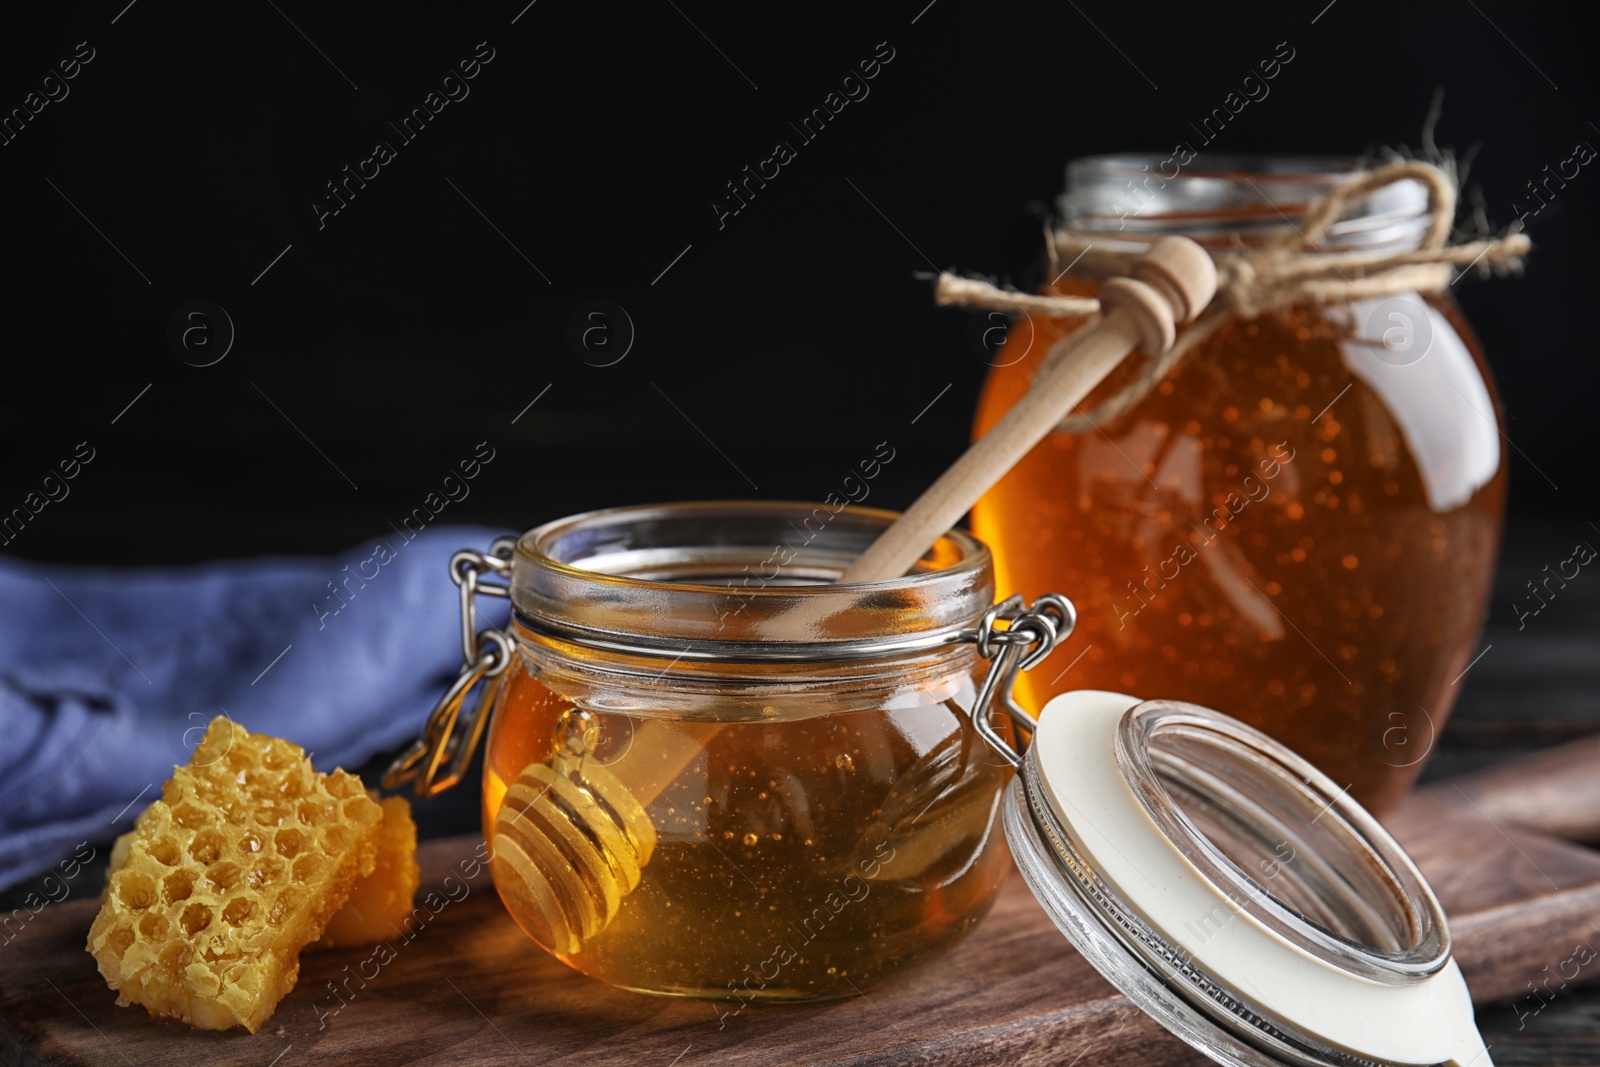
[484,667,1013,1001]
[972,156,1506,813]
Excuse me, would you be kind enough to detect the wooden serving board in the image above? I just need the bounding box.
[4,736,1600,1067]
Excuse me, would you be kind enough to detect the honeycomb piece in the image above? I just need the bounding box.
[319,795,419,949]
[87,717,381,1032]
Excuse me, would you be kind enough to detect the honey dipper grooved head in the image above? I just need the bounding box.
[492,756,659,954]
[1132,235,1217,323]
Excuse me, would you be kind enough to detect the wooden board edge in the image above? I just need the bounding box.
[1453,894,1600,1006]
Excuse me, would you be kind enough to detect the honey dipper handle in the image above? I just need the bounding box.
[839,237,1217,584]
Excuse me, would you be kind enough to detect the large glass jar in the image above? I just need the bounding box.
[475,502,1042,1000]
[972,156,1506,814]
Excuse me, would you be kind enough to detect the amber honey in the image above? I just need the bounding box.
[483,663,1014,1000]
[973,282,1505,813]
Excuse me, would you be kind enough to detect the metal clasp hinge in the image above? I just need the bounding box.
[965,593,1076,768]
[383,536,518,797]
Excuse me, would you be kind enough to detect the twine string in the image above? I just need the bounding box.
[935,161,1530,435]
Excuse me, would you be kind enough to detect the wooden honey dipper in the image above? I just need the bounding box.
[493,237,1218,955]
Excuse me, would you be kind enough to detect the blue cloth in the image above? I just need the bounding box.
[0,527,510,891]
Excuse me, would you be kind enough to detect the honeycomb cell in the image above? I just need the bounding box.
[171,804,211,830]
[248,857,286,889]
[207,862,243,893]
[137,912,169,941]
[297,799,335,826]
[279,766,313,800]
[162,870,195,905]
[273,828,306,858]
[189,830,226,866]
[107,925,136,955]
[158,940,192,971]
[321,825,355,854]
[148,837,180,867]
[341,795,379,823]
[268,886,307,927]
[291,853,323,882]
[223,898,254,927]
[118,873,157,911]
[180,903,213,936]
[254,802,292,828]
[220,800,250,827]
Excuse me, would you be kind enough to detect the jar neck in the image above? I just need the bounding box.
[1057,153,1432,254]
[508,501,995,691]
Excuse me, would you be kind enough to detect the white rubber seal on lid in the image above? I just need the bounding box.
[1020,689,1492,1067]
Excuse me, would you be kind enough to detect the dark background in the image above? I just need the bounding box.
[0,0,1593,568]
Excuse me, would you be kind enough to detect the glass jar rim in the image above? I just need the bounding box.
[1115,700,1449,981]
[509,500,995,662]
[1057,152,1433,253]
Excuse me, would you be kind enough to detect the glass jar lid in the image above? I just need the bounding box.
[1057,153,1434,254]
[1002,689,1491,1067]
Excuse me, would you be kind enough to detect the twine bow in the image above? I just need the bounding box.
[936,160,1531,435]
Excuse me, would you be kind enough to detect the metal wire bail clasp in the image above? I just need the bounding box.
[965,593,1076,768]
[383,535,519,797]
